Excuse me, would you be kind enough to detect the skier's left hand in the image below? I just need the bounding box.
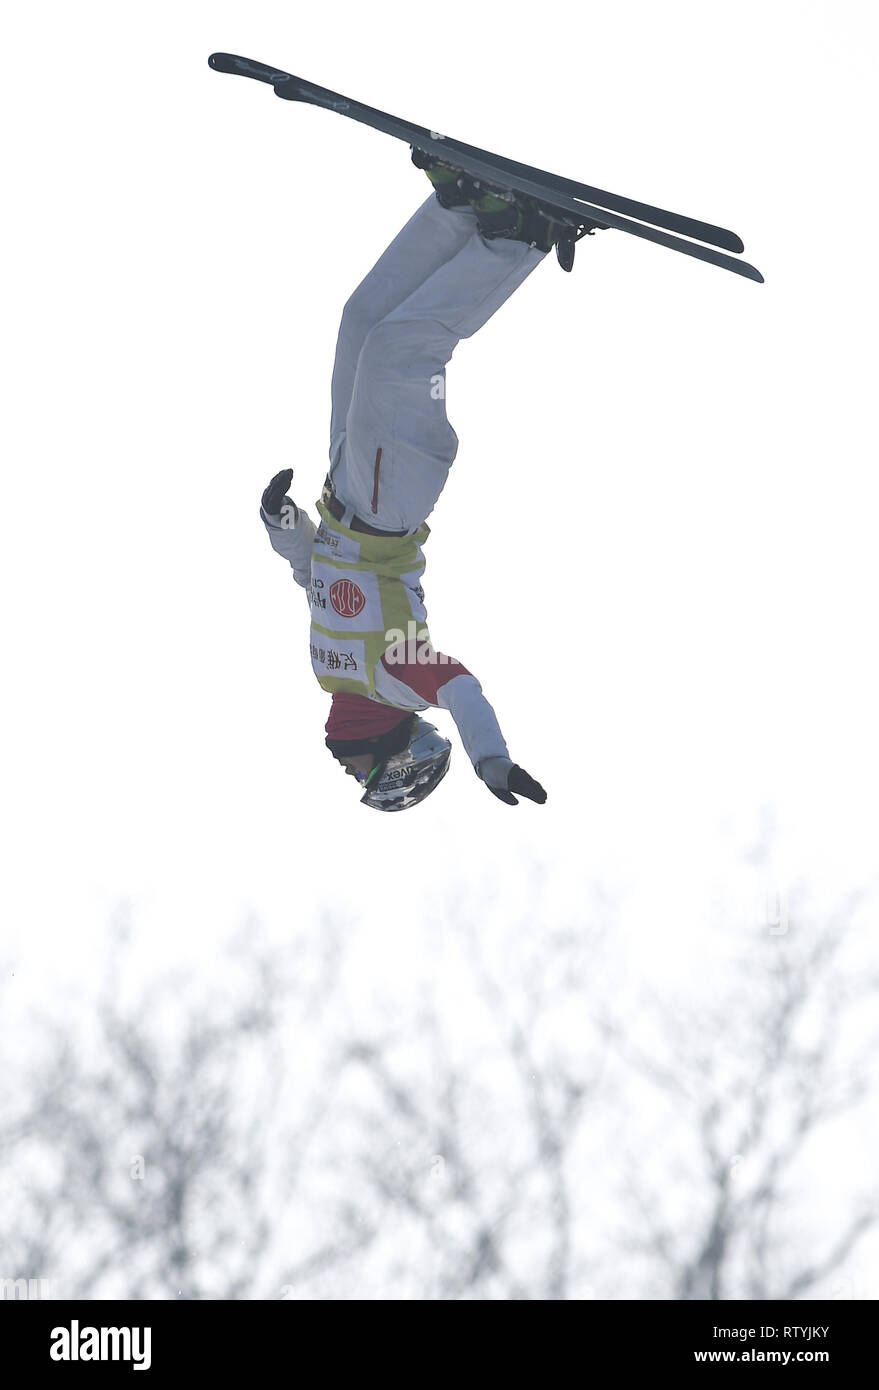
[262,468,294,516]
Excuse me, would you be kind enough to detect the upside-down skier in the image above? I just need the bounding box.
[209,53,758,809]
[261,158,579,810]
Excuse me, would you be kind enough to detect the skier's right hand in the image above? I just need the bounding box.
[493,764,547,806]
[480,757,547,806]
[261,468,294,517]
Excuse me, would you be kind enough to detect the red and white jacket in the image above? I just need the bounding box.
[262,501,512,783]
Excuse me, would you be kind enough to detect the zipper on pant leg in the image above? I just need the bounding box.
[371,447,382,514]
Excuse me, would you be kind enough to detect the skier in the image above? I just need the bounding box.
[260,157,571,810]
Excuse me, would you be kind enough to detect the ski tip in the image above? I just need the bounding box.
[209,52,249,77]
[208,52,287,87]
[729,258,763,283]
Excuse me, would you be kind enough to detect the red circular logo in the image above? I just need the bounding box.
[329,578,366,618]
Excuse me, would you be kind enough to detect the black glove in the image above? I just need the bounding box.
[262,468,294,516]
[489,764,547,807]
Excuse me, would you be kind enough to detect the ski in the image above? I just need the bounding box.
[208,53,763,284]
[427,140,745,254]
[207,53,741,251]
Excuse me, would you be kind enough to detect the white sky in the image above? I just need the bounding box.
[2,0,878,1003]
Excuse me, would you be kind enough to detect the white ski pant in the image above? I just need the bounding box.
[328,194,546,533]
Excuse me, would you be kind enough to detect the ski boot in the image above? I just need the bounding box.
[410,147,470,208]
[411,146,593,270]
[460,176,584,271]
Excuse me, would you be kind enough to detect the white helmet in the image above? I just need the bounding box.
[360,717,451,811]
[327,716,451,812]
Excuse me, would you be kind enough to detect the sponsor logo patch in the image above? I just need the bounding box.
[329,578,366,619]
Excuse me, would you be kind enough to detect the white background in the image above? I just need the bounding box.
[1,0,878,1295]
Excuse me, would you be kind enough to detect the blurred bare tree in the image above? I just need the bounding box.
[0,911,345,1299]
[1,881,876,1300]
[606,891,879,1300]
